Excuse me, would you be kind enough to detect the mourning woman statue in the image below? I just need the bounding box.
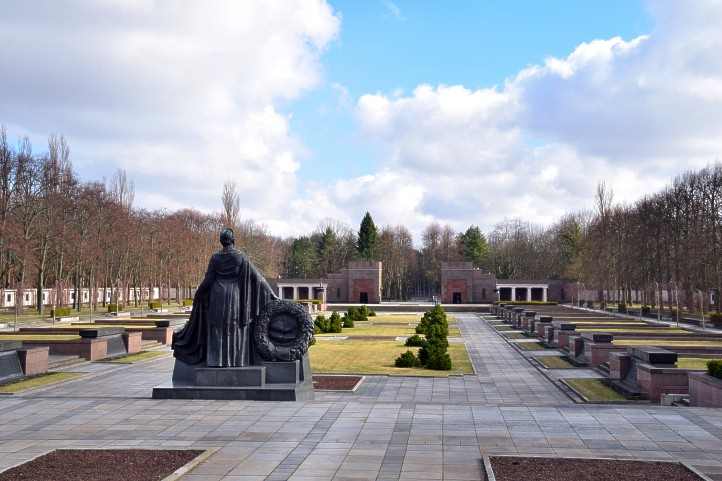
[172,227,277,367]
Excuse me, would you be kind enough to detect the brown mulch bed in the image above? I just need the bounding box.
[0,449,204,481]
[313,375,362,391]
[489,457,704,481]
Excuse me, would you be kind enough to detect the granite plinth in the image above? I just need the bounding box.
[632,347,677,365]
[79,327,124,338]
[582,332,613,343]
[0,350,23,384]
[153,354,314,401]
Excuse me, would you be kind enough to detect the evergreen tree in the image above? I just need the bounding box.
[316,226,337,275]
[458,225,489,268]
[357,212,378,260]
[287,237,318,278]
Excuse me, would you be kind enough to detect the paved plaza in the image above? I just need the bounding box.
[1,313,722,480]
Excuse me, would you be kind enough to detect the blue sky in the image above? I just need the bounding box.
[2,0,721,238]
[289,0,652,183]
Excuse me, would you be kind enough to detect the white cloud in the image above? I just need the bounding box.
[0,0,340,233]
[352,0,722,236]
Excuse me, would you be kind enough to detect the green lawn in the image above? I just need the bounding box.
[536,356,575,369]
[515,341,546,351]
[503,332,527,339]
[676,357,722,370]
[565,379,626,402]
[0,372,85,393]
[0,334,81,341]
[309,339,473,377]
[98,351,169,364]
[614,339,722,348]
[316,313,461,338]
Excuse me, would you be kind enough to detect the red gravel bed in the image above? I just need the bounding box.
[0,449,204,481]
[313,375,362,390]
[489,457,704,481]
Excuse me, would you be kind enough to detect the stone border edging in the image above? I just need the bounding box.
[160,448,219,481]
[481,455,714,481]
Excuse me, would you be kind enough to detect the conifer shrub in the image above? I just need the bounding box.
[107,303,124,312]
[415,305,452,371]
[405,335,426,347]
[328,311,343,333]
[342,314,354,328]
[182,298,193,306]
[314,315,328,334]
[395,350,420,367]
[149,301,162,310]
[707,360,722,380]
[710,312,722,328]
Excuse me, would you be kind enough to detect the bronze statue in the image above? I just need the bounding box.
[155,228,314,400]
[172,227,276,367]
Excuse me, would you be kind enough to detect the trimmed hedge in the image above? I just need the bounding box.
[182,298,193,306]
[493,301,558,306]
[617,302,627,314]
[52,307,72,317]
[708,360,722,380]
[107,303,124,312]
[148,301,162,310]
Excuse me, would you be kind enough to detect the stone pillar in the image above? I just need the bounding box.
[543,288,548,302]
[293,286,298,301]
[511,287,516,302]
[278,286,283,298]
[526,288,532,302]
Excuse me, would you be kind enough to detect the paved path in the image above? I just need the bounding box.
[1,313,722,480]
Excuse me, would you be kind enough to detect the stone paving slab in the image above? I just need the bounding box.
[0,312,721,480]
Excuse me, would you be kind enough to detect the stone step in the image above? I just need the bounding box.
[48,354,85,370]
[596,362,610,376]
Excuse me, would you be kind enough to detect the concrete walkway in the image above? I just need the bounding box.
[1,313,722,480]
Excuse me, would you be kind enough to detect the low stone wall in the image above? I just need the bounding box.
[636,363,691,402]
[689,372,722,407]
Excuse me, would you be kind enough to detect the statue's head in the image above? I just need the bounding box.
[220,227,235,247]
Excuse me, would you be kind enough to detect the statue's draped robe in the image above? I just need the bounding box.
[172,249,276,367]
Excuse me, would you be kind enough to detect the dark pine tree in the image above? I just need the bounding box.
[357,212,378,260]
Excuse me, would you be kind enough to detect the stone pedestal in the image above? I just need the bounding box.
[152,354,314,401]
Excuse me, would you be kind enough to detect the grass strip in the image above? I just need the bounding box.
[98,350,168,364]
[0,372,84,393]
[536,356,575,369]
[565,378,626,402]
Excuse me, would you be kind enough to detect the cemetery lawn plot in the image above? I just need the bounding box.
[0,372,84,394]
[676,357,722,370]
[565,379,626,402]
[536,356,575,369]
[316,313,462,338]
[309,339,473,377]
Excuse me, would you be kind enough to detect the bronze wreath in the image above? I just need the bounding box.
[253,299,314,362]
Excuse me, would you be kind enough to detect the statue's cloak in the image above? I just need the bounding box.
[172,249,276,366]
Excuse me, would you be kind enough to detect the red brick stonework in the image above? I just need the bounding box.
[17,347,49,376]
[440,262,496,303]
[326,261,382,303]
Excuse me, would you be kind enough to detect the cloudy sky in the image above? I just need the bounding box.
[2,1,721,239]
